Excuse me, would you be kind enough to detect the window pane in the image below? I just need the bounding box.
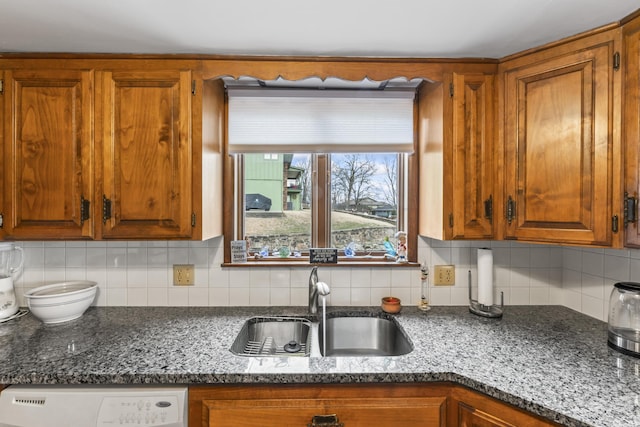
[330,153,398,255]
[243,153,312,256]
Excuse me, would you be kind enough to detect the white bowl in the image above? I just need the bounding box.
[24,281,98,324]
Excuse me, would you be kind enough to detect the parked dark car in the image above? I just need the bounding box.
[245,193,272,211]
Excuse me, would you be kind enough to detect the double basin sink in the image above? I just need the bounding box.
[230,312,413,357]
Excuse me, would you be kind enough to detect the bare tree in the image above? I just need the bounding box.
[331,154,377,211]
[381,155,398,207]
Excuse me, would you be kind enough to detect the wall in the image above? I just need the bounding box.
[12,236,573,315]
[561,246,640,321]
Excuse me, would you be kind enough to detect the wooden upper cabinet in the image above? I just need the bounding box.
[96,70,193,239]
[450,73,494,239]
[418,71,495,240]
[500,29,621,246]
[623,13,640,247]
[2,69,94,239]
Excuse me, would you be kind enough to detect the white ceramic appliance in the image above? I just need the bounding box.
[0,243,24,320]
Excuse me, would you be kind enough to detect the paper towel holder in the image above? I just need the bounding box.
[468,270,503,318]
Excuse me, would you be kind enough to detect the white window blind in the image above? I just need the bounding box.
[227,88,415,153]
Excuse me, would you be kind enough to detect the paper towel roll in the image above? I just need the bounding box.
[477,248,494,306]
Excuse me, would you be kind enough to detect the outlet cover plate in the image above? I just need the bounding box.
[173,264,195,286]
[434,265,455,286]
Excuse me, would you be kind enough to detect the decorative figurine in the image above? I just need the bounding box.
[383,236,397,256]
[344,242,356,257]
[395,231,407,263]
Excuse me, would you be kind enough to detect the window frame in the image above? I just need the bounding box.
[222,91,419,266]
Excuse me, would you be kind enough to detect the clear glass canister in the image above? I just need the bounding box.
[608,282,640,357]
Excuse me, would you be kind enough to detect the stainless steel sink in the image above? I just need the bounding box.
[230,316,311,357]
[318,313,413,356]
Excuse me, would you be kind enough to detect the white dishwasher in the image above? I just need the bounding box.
[0,385,187,427]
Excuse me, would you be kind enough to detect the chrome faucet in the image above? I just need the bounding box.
[308,266,330,314]
[309,266,319,314]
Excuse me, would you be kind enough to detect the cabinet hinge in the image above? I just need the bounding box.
[484,195,493,223]
[448,213,453,228]
[80,196,91,225]
[0,213,3,228]
[0,79,3,95]
[612,215,619,233]
[191,80,196,95]
[624,192,638,227]
[505,195,516,225]
[449,82,454,98]
[613,52,621,71]
[102,195,112,225]
[191,212,196,227]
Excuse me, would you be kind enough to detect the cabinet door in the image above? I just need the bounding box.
[203,396,445,427]
[98,70,192,239]
[503,35,617,246]
[458,401,516,427]
[418,72,495,241]
[450,73,494,239]
[450,387,559,427]
[624,17,640,247]
[2,69,93,239]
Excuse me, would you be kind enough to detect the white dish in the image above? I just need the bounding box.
[24,281,98,324]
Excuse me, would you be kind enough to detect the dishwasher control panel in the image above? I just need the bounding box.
[97,394,181,426]
[0,385,187,427]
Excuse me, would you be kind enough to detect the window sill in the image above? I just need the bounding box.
[222,257,419,268]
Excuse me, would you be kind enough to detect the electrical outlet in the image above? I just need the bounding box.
[434,265,455,285]
[173,264,195,286]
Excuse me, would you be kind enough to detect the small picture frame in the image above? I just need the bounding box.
[230,240,247,263]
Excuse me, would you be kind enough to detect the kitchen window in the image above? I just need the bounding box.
[223,79,419,264]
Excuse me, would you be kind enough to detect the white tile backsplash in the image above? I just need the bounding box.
[14,236,640,321]
[562,245,640,321]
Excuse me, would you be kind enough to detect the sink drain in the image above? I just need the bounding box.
[283,340,302,353]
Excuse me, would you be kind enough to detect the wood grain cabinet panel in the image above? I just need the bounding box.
[2,69,93,239]
[623,14,640,247]
[501,30,621,246]
[450,73,494,239]
[449,386,559,427]
[204,396,445,427]
[190,384,447,427]
[458,402,517,427]
[97,70,193,239]
[419,72,495,240]
[189,384,561,427]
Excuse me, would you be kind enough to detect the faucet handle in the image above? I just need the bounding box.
[316,281,330,296]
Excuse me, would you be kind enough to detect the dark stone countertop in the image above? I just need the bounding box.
[0,305,638,427]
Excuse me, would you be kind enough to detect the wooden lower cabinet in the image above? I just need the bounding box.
[448,386,559,427]
[189,383,560,427]
[205,396,443,427]
[190,383,446,427]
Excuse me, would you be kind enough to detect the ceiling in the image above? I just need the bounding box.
[0,0,638,58]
